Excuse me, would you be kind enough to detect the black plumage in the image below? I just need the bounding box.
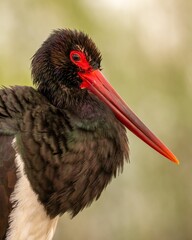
[0,136,16,239]
[0,29,128,239]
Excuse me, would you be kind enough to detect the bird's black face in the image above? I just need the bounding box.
[31,29,102,90]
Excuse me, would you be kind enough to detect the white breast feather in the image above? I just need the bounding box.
[6,140,59,240]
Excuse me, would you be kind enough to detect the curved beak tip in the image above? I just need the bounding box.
[172,156,180,165]
[164,150,179,165]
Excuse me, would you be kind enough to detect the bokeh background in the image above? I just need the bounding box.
[0,0,191,239]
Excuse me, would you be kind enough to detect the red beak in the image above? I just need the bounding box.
[78,69,179,164]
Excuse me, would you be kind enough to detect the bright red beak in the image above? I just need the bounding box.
[78,69,179,164]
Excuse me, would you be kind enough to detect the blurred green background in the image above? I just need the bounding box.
[0,0,191,239]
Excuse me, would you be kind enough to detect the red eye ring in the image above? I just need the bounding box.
[70,50,92,71]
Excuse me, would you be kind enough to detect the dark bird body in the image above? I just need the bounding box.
[0,29,178,239]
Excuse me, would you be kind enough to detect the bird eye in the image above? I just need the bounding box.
[70,50,91,70]
[72,53,81,62]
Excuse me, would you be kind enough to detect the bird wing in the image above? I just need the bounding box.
[0,135,16,240]
[0,86,74,221]
[0,86,48,239]
[0,87,21,239]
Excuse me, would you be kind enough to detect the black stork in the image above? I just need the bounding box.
[0,29,178,240]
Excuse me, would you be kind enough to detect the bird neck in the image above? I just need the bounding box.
[37,83,110,121]
[37,83,87,109]
[37,83,116,130]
